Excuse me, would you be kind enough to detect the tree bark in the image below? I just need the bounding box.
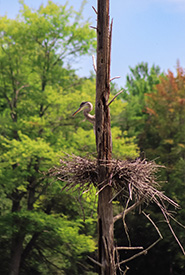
[9,231,25,275]
[95,0,115,274]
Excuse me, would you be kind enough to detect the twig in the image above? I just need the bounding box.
[128,183,132,200]
[92,55,97,73]
[15,84,29,101]
[116,246,143,250]
[123,198,131,246]
[170,215,185,229]
[92,6,98,14]
[142,211,163,239]
[90,26,97,30]
[109,186,125,203]
[116,211,163,267]
[113,202,141,223]
[115,247,121,273]
[123,266,130,275]
[96,180,111,195]
[108,90,124,106]
[161,208,185,255]
[87,256,103,268]
[110,76,121,82]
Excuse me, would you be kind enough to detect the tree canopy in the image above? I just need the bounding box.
[118,62,185,275]
[0,1,138,274]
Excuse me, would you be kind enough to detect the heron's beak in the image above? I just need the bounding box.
[72,107,82,116]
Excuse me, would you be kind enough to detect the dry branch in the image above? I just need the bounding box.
[88,256,103,268]
[90,25,97,30]
[110,76,121,82]
[108,90,124,106]
[113,202,141,223]
[116,246,143,250]
[116,211,163,267]
[92,55,97,72]
[161,208,185,255]
[92,6,98,14]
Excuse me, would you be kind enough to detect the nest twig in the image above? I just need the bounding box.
[49,155,179,210]
[49,155,97,192]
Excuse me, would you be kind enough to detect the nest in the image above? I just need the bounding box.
[49,155,179,210]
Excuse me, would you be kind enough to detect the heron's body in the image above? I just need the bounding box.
[72,101,95,125]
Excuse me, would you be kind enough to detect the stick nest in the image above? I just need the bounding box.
[49,155,178,209]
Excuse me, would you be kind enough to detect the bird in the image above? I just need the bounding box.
[72,101,95,125]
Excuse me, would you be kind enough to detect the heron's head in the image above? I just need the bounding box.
[72,102,89,116]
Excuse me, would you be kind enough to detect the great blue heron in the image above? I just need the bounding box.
[72,101,95,125]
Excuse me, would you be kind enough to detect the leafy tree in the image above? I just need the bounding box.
[119,63,185,275]
[139,65,185,275]
[143,66,185,199]
[0,1,138,274]
[120,62,161,139]
[0,1,97,274]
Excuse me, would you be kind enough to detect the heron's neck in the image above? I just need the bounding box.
[83,108,95,124]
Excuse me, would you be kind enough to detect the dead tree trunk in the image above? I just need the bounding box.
[95,0,115,274]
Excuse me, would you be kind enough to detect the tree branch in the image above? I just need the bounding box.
[15,84,29,102]
[90,26,97,30]
[115,246,143,250]
[161,208,185,255]
[92,6,98,14]
[116,211,163,267]
[113,202,141,223]
[110,76,120,82]
[92,54,97,72]
[87,256,103,268]
[108,89,124,107]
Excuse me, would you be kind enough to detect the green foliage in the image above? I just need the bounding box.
[120,62,161,138]
[120,62,185,275]
[142,67,185,204]
[112,127,138,159]
[0,1,138,274]
[0,1,98,274]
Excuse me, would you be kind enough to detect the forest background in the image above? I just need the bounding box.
[0,1,185,275]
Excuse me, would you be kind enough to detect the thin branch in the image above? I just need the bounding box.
[123,266,130,275]
[116,211,163,267]
[142,211,163,239]
[87,256,103,268]
[123,198,131,247]
[108,90,124,106]
[116,246,143,250]
[92,6,98,14]
[161,208,185,255]
[110,76,121,82]
[90,26,97,30]
[92,55,97,72]
[96,181,110,195]
[109,186,125,203]
[15,84,29,101]
[113,202,141,223]
[170,215,185,229]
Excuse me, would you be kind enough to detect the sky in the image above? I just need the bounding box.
[1,0,185,88]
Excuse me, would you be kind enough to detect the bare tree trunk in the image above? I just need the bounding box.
[95,0,115,274]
